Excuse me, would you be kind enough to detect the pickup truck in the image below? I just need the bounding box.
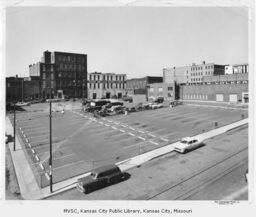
[76,164,127,194]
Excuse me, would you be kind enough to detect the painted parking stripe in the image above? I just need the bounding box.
[148,133,156,137]
[121,124,127,127]
[28,143,31,148]
[149,141,159,145]
[39,163,44,170]
[35,155,40,161]
[53,160,84,171]
[119,129,125,133]
[107,120,113,123]
[31,149,35,154]
[128,132,135,136]
[105,124,110,127]
[160,138,168,142]
[138,130,145,134]
[138,136,146,141]
[45,173,50,180]
[129,127,135,130]
[112,126,117,130]
[114,122,120,125]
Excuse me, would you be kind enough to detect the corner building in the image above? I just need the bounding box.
[29,50,87,99]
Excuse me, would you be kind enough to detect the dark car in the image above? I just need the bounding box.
[76,164,127,193]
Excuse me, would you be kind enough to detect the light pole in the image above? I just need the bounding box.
[13,103,16,151]
[49,101,53,193]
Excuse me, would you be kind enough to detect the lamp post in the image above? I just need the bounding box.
[13,103,16,151]
[49,101,53,193]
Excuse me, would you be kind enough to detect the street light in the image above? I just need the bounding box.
[49,101,53,193]
[13,103,16,151]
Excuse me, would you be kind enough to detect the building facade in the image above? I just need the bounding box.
[180,73,248,103]
[232,63,248,74]
[6,75,40,102]
[126,76,163,95]
[163,61,225,84]
[87,72,126,99]
[148,83,175,101]
[29,50,87,99]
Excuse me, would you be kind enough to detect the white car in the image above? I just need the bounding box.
[149,103,163,109]
[174,137,203,154]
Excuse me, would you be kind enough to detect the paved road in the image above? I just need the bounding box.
[46,125,248,200]
[9,102,248,188]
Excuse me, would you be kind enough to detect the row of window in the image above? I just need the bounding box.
[191,78,203,82]
[89,83,125,89]
[149,86,173,92]
[191,71,212,76]
[57,55,86,63]
[42,81,54,89]
[89,74,125,81]
[57,63,86,71]
[191,65,213,71]
[183,94,209,100]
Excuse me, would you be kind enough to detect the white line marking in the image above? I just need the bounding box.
[138,130,145,134]
[105,124,110,127]
[107,120,113,123]
[25,138,29,143]
[148,133,156,137]
[112,126,117,130]
[138,136,146,141]
[119,129,125,133]
[128,132,135,136]
[35,155,39,161]
[99,122,103,125]
[53,160,84,171]
[129,127,135,130]
[31,149,35,154]
[102,118,106,120]
[45,173,50,180]
[39,163,44,170]
[121,124,127,127]
[160,138,168,142]
[149,141,159,145]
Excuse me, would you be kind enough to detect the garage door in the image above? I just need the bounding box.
[216,94,224,102]
[229,94,238,103]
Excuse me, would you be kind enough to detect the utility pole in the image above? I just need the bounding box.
[13,103,16,151]
[49,101,53,193]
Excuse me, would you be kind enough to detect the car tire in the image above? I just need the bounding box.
[83,187,89,194]
[183,149,188,154]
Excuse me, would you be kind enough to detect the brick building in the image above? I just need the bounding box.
[6,75,40,102]
[180,73,248,103]
[163,61,225,84]
[148,83,176,101]
[87,72,126,99]
[126,76,163,96]
[29,50,87,99]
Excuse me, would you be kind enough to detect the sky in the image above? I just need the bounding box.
[6,7,248,79]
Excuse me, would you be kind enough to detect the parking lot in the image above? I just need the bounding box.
[9,102,248,188]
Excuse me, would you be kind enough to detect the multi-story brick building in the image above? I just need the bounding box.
[163,61,225,84]
[126,76,163,96]
[87,72,126,99]
[6,75,40,102]
[148,83,176,101]
[181,73,248,103]
[29,50,87,99]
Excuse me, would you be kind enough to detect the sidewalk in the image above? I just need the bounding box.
[6,117,44,199]
[6,115,248,200]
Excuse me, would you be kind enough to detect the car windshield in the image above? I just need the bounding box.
[181,140,188,144]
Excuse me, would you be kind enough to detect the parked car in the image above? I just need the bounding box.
[76,164,127,194]
[169,100,183,108]
[16,101,31,106]
[245,169,248,183]
[174,136,204,154]
[149,103,163,109]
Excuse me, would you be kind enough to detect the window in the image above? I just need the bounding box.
[43,65,46,71]
[150,87,154,92]
[51,73,54,80]
[158,87,163,92]
[168,86,173,91]
[51,81,54,88]
[98,83,100,89]
[51,65,54,72]
[168,93,172,97]
[94,83,96,89]
[42,73,46,79]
